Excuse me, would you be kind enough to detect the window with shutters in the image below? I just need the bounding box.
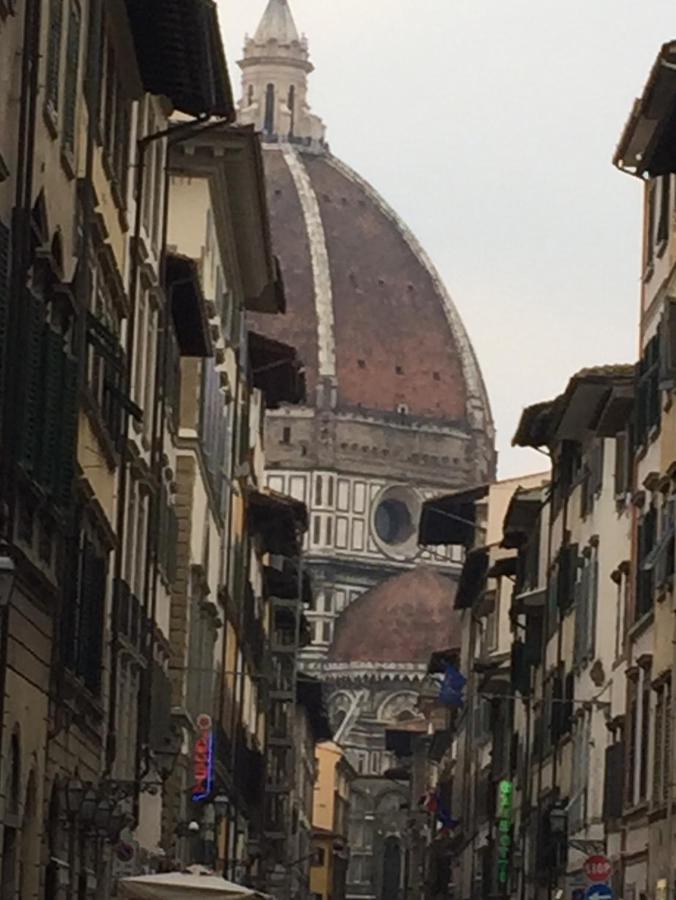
[574,544,598,669]
[660,300,676,390]
[636,504,657,621]
[63,519,109,694]
[99,30,131,206]
[639,666,652,802]
[646,180,657,271]
[199,360,229,515]
[626,677,638,806]
[636,334,661,448]
[657,175,671,248]
[654,496,676,592]
[652,678,671,809]
[61,0,81,156]
[557,542,579,613]
[16,290,78,508]
[570,715,590,833]
[581,440,604,518]
[45,0,64,118]
[614,428,634,498]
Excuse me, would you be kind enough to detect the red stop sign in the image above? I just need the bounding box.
[584,856,611,883]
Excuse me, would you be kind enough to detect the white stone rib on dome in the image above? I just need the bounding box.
[323,154,494,441]
[254,0,300,45]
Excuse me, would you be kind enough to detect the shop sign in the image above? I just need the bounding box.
[192,713,215,803]
[496,780,513,889]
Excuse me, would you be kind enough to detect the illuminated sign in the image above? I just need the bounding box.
[192,713,215,803]
[496,780,513,889]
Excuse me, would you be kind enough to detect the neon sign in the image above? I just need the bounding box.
[192,713,215,803]
[496,780,513,889]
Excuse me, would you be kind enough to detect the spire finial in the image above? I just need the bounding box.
[254,0,300,45]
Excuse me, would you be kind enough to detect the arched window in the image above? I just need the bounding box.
[247,84,254,106]
[264,83,275,135]
[288,85,296,136]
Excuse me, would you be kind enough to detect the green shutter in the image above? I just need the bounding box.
[57,355,79,508]
[17,293,46,473]
[77,540,106,693]
[46,0,64,112]
[62,0,81,152]
[38,327,66,493]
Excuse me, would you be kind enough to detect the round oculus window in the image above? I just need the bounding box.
[374,498,415,546]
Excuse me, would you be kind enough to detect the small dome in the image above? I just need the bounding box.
[328,568,461,665]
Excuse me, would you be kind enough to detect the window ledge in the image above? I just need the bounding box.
[43,102,59,140]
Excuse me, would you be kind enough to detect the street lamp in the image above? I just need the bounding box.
[549,803,567,835]
[65,778,85,817]
[80,787,100,826]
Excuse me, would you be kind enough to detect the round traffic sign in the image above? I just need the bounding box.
[584,884,613,900]
[584,856,611,884]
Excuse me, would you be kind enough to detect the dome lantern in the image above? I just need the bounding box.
[239,0,326,145]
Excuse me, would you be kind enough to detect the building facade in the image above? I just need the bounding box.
[0,1,323,897]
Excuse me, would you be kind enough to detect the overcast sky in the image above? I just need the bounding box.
[218,0,674,478]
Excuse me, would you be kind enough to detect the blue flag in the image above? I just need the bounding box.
[439,665,466,708]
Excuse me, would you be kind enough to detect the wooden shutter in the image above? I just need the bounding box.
[38,327,65,495]
[17,293,46,473]
[62,0,81,151]
[46,0,64,112]
[660,300,676,388]
[57,355,78,508]
[587,552,599,661]
[603,742,625,820]
[77,540,106,693]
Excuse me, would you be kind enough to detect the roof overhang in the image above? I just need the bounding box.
[614,41,676,178]
[166,253,213,357]
[513,366,635,448]
[265,559,313,603]
[247,489,308,557]
[248,331,306,408]
[455,546,489,610]
[220,127,285,313]
[124,0,235,119]
[418,484,489,547]
[171,126,285,314]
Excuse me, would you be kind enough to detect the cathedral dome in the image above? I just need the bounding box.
[327,568,461,666]
[239,1,493,452]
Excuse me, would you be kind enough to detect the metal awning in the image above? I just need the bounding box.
[419,484,489,546]
[247,489,308,557]
[167,253,213,358]
[248,331,305,409]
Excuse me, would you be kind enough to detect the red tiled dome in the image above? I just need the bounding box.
[327,567,461,665]
[249,146,492,434]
